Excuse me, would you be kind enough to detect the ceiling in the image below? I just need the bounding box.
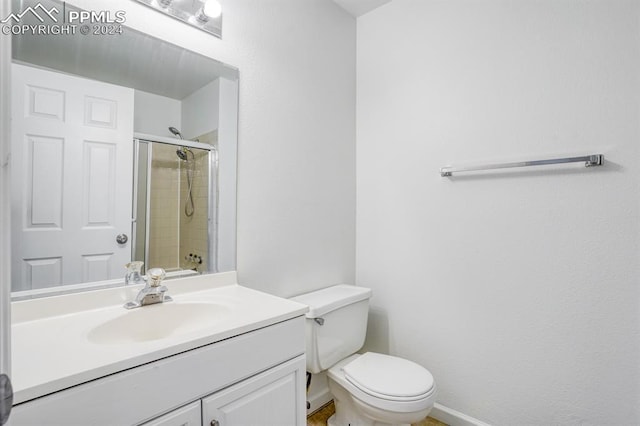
[332,0,391,17]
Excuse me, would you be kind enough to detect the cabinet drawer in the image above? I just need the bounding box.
[9,317,305,426]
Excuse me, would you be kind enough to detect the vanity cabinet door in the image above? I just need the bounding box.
[141,401,201,426]
[202,356,306,426]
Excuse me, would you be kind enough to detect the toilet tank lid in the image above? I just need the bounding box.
[290,285,372,318]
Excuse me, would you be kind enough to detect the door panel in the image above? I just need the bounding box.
[25,135,64,228]
[23,257,62,290]
[11,63,134,292]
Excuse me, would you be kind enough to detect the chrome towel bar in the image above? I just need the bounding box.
[440,154,604,177]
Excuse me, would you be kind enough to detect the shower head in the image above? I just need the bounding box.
[168,126,183,139]
[176,147,189,161]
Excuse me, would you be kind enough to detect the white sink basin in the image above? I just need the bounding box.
[87,302,229,344]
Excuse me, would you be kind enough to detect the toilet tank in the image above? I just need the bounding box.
[291,285,372,374]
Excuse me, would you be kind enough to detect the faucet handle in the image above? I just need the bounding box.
[126,261,144,270]
[124,261,144,285]
[147,268,166,287]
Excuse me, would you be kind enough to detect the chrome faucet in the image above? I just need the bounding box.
[124,267,173,309]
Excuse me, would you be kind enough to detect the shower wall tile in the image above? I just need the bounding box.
[179,149,209,272]
[148,145,180,271]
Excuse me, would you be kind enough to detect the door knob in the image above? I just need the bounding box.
[116,234,128,244]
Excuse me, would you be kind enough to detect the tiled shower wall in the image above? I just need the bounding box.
[179,148,209,272]
[148,144,180,271]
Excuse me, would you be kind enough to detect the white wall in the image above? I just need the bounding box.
[181,79,220,141]
[67,0,357,298]
[0,0,12,375]
[217,78,238,273]
[134,90,182,137]
[357,1,640,425]
[226,0,356,296]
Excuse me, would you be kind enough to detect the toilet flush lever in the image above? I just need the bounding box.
[314,318,325,326]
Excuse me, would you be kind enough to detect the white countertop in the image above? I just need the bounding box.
[11,272,308,404]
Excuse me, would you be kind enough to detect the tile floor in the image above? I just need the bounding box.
[307,401,447,426]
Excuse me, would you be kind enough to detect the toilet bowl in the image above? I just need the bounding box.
[327,353,436,426]
[291,285,437,426]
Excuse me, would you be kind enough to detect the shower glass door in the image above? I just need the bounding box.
[133,137,216,276]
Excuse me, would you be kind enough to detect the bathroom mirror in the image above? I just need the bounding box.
[9,0,238,297]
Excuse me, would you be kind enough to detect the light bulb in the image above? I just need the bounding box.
[202,0,222,18]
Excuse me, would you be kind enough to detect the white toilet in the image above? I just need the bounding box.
[291,285,436,426]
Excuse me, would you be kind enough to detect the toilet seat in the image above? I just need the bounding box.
[343,352,435,401]
[328,354,436,415]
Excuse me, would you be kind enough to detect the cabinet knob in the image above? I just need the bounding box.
[210,420,220,426]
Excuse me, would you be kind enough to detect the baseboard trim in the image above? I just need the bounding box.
[307,388,332,416]
[431,403,492,426]
[305,392,492,426]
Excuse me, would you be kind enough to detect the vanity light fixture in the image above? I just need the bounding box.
[134,0,223,38]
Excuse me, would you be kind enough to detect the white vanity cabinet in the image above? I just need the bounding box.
[9,317,306,426]
[143,356,306,426]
